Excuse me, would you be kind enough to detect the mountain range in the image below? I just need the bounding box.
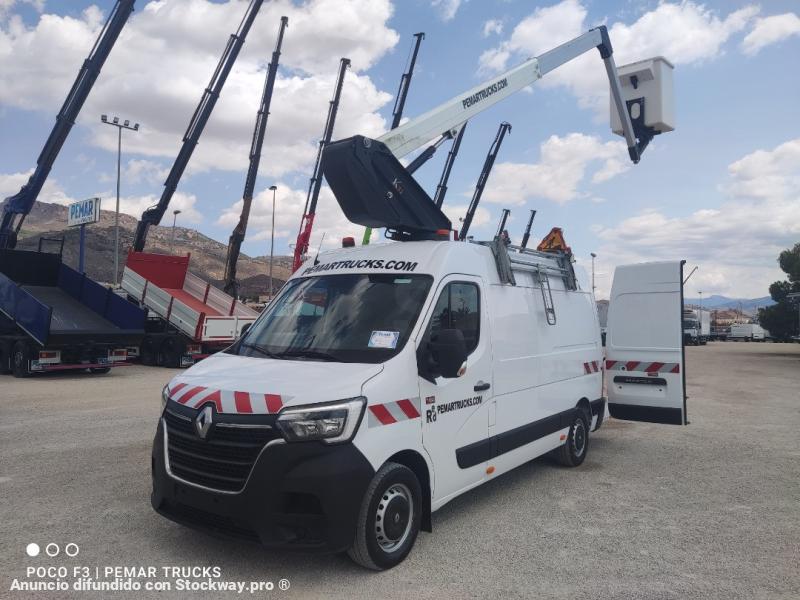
[6,200,290,298]
[683,295,775,312]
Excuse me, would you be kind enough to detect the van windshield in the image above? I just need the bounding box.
[237,273,433,364]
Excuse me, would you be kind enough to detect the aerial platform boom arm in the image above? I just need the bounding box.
[222,16,288,297]
[0,0,136,249]
[378,26,640,162]
[132,0,265,252]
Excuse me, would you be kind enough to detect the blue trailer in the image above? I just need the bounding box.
[0,249,145,377]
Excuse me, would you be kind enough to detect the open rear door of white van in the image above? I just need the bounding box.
[606,261,687,425]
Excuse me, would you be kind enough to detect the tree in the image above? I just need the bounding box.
[759,243,800,340]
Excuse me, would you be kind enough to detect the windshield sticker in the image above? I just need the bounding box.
[302,259,419,276]
[368,330,400,349]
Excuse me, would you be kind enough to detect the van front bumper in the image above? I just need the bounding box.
[150,418,375,553]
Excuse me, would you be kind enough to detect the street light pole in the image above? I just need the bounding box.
[170,209,181,251]
[101,114,139,286]
[268,185,277,299]
[590,252,597,296]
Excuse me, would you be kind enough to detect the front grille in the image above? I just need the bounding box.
[163,406,280,492]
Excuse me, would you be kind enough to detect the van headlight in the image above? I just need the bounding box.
[276,397,366,444]
[161,385,170,410]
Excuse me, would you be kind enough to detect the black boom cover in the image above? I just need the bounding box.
[322,135,451,238]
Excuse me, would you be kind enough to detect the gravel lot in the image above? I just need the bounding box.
[1,342,798,599]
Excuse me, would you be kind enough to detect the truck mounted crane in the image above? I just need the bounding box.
[361,32,424,245]
[322,26,667,243]
[132,0,265,251]
[458,121,511,240]
[222,16,288,298]
[292,57,350,272]
[0,0,136,250]
[432,122,467,209]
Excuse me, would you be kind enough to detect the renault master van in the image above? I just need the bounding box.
[151,239,686,570]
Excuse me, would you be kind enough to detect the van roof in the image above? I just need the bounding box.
[294,239,568,284]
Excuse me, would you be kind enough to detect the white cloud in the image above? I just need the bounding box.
[482,18,503,38]
[483,133,630,205]
[741,13,800,55]
[0,169,75,205]
[216,182,372,254]
[432,0,462,22]
[479,1,759,111]
[116,191,202,224]
[0,0,397,177]
[591,138,800,298]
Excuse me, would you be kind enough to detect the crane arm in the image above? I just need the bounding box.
[459,121,511,241]
[292,57,350,272]
[132,0,265,252]
[223,16,288,297]
[0,0,136,249]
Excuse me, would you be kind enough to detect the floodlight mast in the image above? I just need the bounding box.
[132,0,265,252]
[0,0,136,249]
[223,16,288,298]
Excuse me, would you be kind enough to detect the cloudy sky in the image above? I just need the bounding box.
[1,0,798,298]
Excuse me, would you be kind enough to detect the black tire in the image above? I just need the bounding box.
[556,410,589,467]
[140,336,157,366]
[0,340,13,374]
[90,367,111,374]
[348,462,422,571]
[158,337,184,368]
[11,340,31,378]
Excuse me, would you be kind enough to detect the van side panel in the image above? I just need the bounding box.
[488,270,602,476]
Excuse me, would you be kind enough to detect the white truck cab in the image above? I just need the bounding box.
[151,240,687,569]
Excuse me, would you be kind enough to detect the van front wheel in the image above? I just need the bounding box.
[556,411,589,467]
[348,462,422,570]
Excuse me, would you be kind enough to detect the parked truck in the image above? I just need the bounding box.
[122,251,257,367]
[683,307,710,345]
[0,247,145,377]
[729,323,766,342]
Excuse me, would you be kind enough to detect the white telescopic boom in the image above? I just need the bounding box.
[378,27,641,163]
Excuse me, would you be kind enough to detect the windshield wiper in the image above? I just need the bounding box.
[275,349,339,362]
[240,342,281,359]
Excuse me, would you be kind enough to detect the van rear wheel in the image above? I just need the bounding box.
[348,462,421,571]
[556,410,589,467]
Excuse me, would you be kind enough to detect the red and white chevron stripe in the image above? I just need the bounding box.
[167,382,285,414]
[583,360,601,374]
[367,397,422,428]
[605,360,680,374]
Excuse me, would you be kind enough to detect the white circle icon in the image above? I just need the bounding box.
[65,543,80,557]
[26,543,40,557]
[45,543,60,557]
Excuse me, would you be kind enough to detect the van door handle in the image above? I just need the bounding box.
[474,381,490,392]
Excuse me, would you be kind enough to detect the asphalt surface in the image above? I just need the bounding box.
[1,342,798,599]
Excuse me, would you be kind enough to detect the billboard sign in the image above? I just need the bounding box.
[67,197,102,227]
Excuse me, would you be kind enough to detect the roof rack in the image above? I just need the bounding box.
[471,239,577,291]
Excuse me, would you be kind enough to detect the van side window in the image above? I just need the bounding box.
[428,282,480,353]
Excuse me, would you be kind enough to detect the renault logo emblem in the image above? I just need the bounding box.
[194,405,214,439]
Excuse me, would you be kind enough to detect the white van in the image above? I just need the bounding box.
[151,240,687,570]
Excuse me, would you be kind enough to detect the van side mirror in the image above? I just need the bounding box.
[239,322,252,338]
[423,328,467,380]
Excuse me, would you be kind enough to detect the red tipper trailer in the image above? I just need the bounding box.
[122,251,258,367]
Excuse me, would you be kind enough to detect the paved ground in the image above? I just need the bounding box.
[1,342,798,599]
